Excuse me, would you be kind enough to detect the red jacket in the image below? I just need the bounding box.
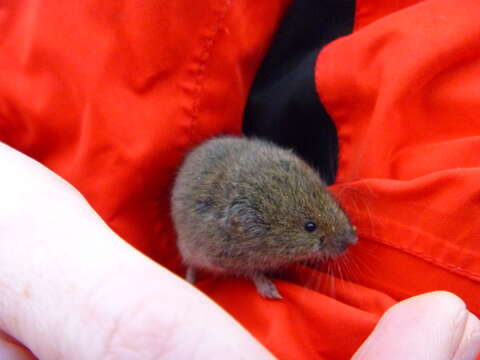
[1,0,479,358]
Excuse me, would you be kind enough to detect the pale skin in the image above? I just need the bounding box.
[0,141,479,360]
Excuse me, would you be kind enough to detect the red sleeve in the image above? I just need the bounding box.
[316,0,480,316]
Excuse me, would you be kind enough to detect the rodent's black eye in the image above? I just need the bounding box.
[304,221,317,232]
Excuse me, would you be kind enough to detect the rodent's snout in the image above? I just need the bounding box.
[325,226,358,255]
[346,226,358,246]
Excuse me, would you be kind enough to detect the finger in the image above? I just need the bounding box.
[0,331,36,360]
[453,312,480,360]
[0,142,275,359]
[352,291,478,360]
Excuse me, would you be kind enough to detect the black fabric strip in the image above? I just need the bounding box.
[242,0,356,184]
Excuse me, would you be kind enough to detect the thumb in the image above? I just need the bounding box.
[353,291,480,360]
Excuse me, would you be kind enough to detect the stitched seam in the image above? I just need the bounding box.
[187,0,233,140]
[353,211,480,282]
[374,236,480,281]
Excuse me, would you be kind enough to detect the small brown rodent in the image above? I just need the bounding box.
[171,136,357,299]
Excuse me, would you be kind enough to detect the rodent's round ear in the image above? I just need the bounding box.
[223,200,268,238]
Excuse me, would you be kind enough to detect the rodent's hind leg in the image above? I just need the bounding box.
[185,267,196,284]
[252,274,282,300]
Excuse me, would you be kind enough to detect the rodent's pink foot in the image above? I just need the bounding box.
[252,274,282,300]
[185,267,196,284]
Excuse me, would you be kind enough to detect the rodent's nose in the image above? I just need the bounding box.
[346,226,358,245]
[345,227,358,245]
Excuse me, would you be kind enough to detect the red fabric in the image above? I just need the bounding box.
[354,0,422,30]
[316,0,480,318]
[1,0,479,359]
[0,0,289,269]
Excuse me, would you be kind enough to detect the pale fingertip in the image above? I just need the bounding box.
[352,291,469,360]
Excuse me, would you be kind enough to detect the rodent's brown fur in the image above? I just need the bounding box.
[171,136,357,299]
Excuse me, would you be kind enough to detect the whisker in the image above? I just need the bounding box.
[328,262,336,300]
[341,253,357,281]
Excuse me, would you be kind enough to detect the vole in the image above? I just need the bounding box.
[171,136,357,299]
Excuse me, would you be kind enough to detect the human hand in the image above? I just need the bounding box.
[0,142,274,359]
[353,291,480,360]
